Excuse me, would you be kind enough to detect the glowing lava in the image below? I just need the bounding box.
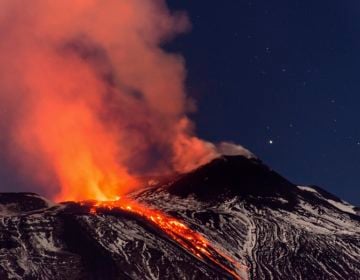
[88,197,246,280]
[0,1,246,277]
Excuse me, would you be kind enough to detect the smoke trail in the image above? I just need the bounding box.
[0,0,218,201]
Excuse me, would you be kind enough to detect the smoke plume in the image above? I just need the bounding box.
[0,0,218,201]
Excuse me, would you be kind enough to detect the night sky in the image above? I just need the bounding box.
[167,1,360,205]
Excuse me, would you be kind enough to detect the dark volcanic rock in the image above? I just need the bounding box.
[0,193,51,213]
[1,156,360,279]
[166,156,295,199]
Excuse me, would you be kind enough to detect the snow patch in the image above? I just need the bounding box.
[275,197,288,204]
[32,232,60,252]
[326,199,356,215]
[297,186,318,194]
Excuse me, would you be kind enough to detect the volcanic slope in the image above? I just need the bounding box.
[1,156,360,279]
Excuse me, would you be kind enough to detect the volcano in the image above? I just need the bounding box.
[1,155,360,279]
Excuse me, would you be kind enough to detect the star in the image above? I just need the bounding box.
[269,139,273,145]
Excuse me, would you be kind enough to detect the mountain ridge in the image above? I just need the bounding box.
[1,155,359,279]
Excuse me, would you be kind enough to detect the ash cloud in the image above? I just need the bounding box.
[0,0,218,200]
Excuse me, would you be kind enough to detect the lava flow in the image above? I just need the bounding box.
[88,197,246,280]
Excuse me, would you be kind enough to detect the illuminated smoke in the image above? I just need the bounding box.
[0,0,218,201]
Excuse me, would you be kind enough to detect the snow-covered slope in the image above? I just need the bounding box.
[1,156,359,279]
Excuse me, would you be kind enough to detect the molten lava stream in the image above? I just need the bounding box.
[89,198,245,280]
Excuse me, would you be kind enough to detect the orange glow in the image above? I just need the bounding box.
[90,198,246,279]
[0,2,240,277]
[0,0,219,201]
